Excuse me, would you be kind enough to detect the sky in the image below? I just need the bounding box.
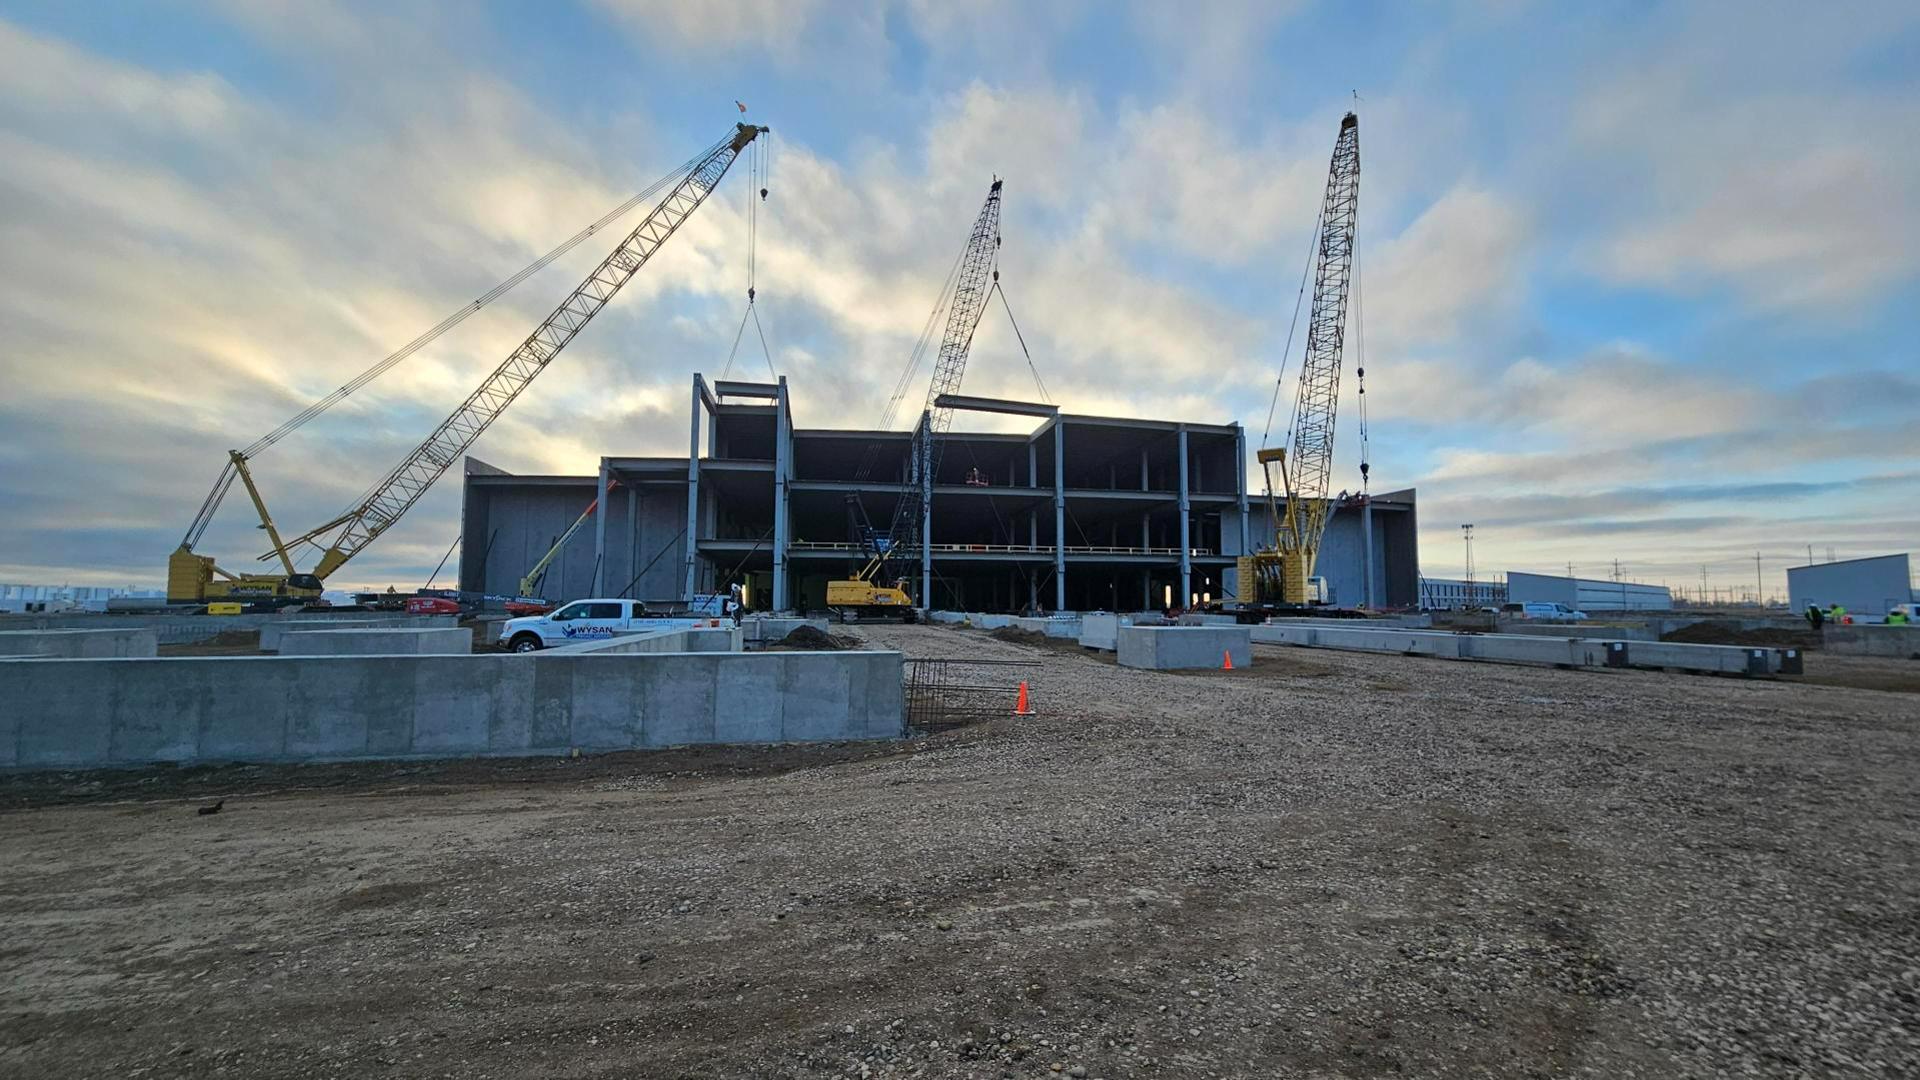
[0,0,1915,599]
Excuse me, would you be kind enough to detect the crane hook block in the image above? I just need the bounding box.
[760,187,768,200]
[747,286,756,302]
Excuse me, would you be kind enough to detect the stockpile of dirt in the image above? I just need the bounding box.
[776,625,862,650]
[987,626,1048,646]
[1660,621,1818,649]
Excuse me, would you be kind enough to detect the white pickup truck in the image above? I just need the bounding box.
[501,598,732,652]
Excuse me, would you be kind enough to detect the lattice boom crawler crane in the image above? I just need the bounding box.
[1239,112,1360,609]
[827,178,1004,619]
[167,122,767,603]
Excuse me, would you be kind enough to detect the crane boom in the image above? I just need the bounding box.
[1241,112,1361,608]
[909,178,1004,525]
[308,123,766,582]
[829,178,1003,617]
[168,121,766,602]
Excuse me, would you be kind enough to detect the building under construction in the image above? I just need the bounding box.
[458,374,1420,614]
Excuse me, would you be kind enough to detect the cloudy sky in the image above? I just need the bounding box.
[1,1,1915,598]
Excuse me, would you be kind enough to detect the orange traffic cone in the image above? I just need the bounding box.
[1013,681,1035,716]
[1222,650,1234,671]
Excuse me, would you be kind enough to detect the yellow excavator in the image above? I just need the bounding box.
[1238,113,1361,611]
[168,122,766,604]
[827,178,1004,620]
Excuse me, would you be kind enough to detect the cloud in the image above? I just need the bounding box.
[1,3,1915,596]
[1558,6,1920,313]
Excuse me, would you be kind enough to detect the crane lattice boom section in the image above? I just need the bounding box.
[890,178,1003,546]
[308,124,765,580]
[1278,113,1361,565]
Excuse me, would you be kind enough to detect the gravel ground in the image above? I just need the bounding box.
[2,625,1916,1078]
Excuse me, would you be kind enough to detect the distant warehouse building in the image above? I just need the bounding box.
[1788,554,1916,619]
[457,374,1422,613]
[1507,571,1673,612]
[1420,577,1507,610]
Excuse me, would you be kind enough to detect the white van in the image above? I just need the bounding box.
[1500,601,1589,621]
[501,598,728,652]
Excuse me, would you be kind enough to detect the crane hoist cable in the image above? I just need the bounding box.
[720,132,779,382]
[1353,246,1370,493]
[181,134,731,552]
[989,278,1050,403]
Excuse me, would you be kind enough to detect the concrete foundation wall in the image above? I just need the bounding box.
[1493,622,1658,642]
[742,616,828,648]
[1822,625,1920,658]
[279,627,475,656]
[260,618,458,651]
[0,628,158,658]
[0,612,456,646]
[560,627,742,654]
[1250,625,1793,675]
[1078,613,1128,651]
[1009,616,1081,639]
[1118,625,1251,670]
[0,649,903,770]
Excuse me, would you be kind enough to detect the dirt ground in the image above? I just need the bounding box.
[3,626,1917,1079]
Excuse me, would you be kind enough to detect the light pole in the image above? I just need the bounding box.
[1461,524,1475,606]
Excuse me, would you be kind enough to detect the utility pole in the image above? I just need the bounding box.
[1567,561,1574,579]
[1614,557,1626,611]
[1700,564,1709,609]
[1755,550,1763,608]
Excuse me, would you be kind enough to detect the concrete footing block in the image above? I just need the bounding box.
[0,628,158,658]
[1118,625,1251,670]
[278,627,473,656]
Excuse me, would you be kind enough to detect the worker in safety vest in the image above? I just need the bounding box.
[1806,603,1825,630]
[1828,603,1846,625]
[1889,607,1911,626]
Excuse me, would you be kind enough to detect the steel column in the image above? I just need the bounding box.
[625,485,637,597]
[1362,500,1375,609]
[683,375,703,601]
[1053,422,1066,612]
[592,458,609,594]
[1177,425,1191,606]
[773,377,791,611]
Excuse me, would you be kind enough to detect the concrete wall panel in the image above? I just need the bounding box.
[0,628,158,658]
[715,656,783,743]
[280,627,473,656]
[642,655,720,748]
[780,653,853,741]
[1,648,904,771]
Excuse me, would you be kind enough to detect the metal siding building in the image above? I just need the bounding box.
[1787,554,1915,618]
[1420,577,1507,610]
[1507,571,1673,611]
[459,374,1421,613]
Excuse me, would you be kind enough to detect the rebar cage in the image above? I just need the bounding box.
[904,657,1039,731]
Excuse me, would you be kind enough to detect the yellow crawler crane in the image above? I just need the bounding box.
[1239,112,1360,609]
[168,122,766,603]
